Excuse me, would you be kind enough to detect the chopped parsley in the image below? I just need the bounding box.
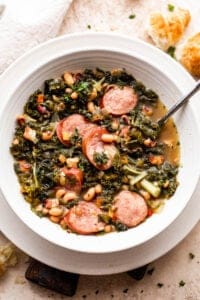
[93,151,109,166]
[167,46,176,59]
[74,81,90,93]
[70,128,81,146]
[129,14,136,19]
[189,252,195,259]
[157,283,164,288]
[66,175,77,187]
[179,280,185,287]
[168,4,175,12]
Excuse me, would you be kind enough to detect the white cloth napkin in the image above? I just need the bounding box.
[0,0,73,74]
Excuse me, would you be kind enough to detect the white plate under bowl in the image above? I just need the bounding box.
[0,33,200,254]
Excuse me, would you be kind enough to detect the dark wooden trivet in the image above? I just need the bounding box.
[25,259,148,297]
[25,259,79,297]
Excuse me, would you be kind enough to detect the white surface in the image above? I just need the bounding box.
[0,33,200,255]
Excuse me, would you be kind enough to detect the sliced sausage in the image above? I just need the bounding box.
[102,85,138,115]
[60,167,83,192]
[82,126,118,170]
[113,190,148,227]
[56,114,95,145]
[64,201,105,234]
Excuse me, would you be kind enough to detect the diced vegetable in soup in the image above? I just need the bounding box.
[10,68,180,235]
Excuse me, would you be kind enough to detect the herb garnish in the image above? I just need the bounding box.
[168,4,175,12]
[129,14,136,19]
[66,175,77,187]
[75,81,90,93]
[179,280,185,287]
[87,24,91,29]
[189,252,195,259]
[70,128,81,146]
[167,46,176,59]
[157,283,164,288]
[93,151,109,166]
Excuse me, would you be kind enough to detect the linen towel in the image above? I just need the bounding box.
[0,0,73,74]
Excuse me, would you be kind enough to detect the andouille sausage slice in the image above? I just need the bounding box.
[82,126,118,170]
[56,114,95,145]
[64,201,105,234]
[60,167,83,192]
[113,190,148,227]
[102,85,138,115]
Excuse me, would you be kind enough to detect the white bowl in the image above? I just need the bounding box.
[0,33,200,254]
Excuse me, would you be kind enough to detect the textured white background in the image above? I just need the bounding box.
[0,0,200,299]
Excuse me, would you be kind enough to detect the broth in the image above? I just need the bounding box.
[152,100,180,164]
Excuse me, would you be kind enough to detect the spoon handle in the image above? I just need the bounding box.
[158,80,200,127]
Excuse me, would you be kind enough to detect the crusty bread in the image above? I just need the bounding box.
[148,8,191,50]
[180,33,200,77]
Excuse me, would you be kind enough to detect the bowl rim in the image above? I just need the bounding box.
[0,32,200,254]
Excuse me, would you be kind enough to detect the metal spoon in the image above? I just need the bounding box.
[158,80,200,127]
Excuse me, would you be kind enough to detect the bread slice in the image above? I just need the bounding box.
[180,32,200,77]
[148,8,191,51]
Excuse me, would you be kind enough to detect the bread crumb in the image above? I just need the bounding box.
[0,243,18,278]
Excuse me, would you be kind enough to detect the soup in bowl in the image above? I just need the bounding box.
[0,33,199,253]
[10,68,180,235]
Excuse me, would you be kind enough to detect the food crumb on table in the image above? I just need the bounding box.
[179,280,186,287]
[157,282,164,288]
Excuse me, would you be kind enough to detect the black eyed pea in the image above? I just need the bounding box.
[65,87,73,94]
[56,188,66,200]
[62,191,77,204]
[95,184,102,194]
[87,102,96,113]
[66,157,79,168]
[61,207,70,218]
[42,208,49,215]
[49,207,63,217]
[70,91,78,100]
[83,187,96,201]
[101,134,118,143]
[59,173,66,186]
[111,119,119,131]
[49,215,61,223]
[58,154,66,164]
[45,198,59,209]
[104,225,114,233]
[63,72,74,86]
[122,185,129,191]
[35,204,43,212]
[88,88,97,101]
